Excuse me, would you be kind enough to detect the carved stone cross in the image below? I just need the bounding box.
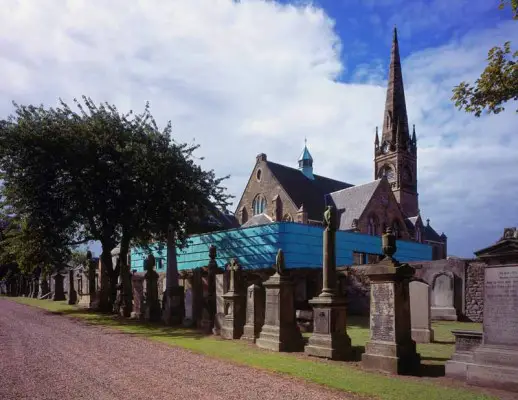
[228,258,239,292]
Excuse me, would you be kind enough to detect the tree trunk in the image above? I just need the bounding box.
[118,233,133,318]
[98,246,114,312]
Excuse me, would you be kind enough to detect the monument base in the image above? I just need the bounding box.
[304,295,352,360]
[68,290,77,305]
[431,306,457,321]
[162,287,185,326]
[362,340,421,375]
[52,292,66,301]
[220,292,246,340]
[411,328,434,344]
[256,325,304,352]
[241,323,260,343]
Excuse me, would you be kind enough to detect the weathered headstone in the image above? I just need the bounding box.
[52,272,66,301]
[446,228,518,391]
[305,205,352,360]
[410,280,434,343]
[361,228,421,375]
[221,259,246,339]
[242,283,266,343]
[184,288,193,320]
[198,246,217,332]
[144,255,161,322]
[431,272,457,321]
[256,249,304,352]
[131,274,145,319]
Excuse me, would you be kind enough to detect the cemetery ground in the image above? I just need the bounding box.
[2,298,512,400]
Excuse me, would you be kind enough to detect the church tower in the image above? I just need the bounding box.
[374,27,418,218]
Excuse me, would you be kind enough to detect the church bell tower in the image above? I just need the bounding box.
[374,27,419,218]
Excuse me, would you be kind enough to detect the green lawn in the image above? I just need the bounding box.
[7,297,491,400]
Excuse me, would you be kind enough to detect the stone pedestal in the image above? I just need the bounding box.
[68,270,77,305]
[445,330,483,380]
[361,231,420,375]
[256,263,304,352]
[410,280,434,343]
[52,273,66,301]
[220,259,245,340]
[242,283,266,343]
[305,296,352,360]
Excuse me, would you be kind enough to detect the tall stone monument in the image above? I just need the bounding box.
[163,225,185,325]
[131,273,145,320]
[256,249,304,352]
[446,227,518,392]
[242,283,266,343]
[144,254,161,322]
[52,270,66,301]
[199,245,218,333]
[68,269,77,305]
[305,205,352,360]
[361,228,421,375]
[221,259,246,339]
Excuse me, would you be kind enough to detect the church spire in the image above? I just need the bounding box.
[381,26,410,147]
[298,138,314,180]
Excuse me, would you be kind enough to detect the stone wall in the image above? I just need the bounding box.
[464,261,485,322]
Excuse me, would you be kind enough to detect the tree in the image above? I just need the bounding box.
[451,1,518,116]
[0,97,231,312]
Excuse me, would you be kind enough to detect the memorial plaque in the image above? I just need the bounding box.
[433,274,454,308]
[265,290,279,326]
[483,266,518,346]
[370,283,395,342]
[314,309,330,334]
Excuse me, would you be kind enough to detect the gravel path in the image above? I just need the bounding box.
[0,299,354,400]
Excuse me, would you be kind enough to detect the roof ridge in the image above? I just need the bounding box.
[266,160,352,186]
[330,179,381,195]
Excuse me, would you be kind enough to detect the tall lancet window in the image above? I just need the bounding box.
[252,195,267,215]
[367,215,378,236]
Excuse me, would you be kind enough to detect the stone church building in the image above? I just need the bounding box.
[234,28,447,261]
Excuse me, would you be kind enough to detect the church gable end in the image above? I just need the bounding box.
[234,154,299,225]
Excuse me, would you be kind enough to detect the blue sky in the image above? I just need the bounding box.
[0,0,516,259]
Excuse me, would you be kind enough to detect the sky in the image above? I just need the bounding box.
[0,0,517,259]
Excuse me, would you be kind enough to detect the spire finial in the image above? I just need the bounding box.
[393,25,398,43]
[304,136,307,147]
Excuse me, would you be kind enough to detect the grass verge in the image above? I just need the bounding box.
[7,297,492,400]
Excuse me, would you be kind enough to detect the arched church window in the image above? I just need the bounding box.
[379,165,395,181]
[282,214,293,222]
[252,195,267,215]
[367,215,378,236]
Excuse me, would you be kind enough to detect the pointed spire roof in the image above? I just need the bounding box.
[298,138,313,162]
[381,26,410,146]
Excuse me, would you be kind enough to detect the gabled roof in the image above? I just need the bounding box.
[266,161,353,221]
[424,222,442,242]
[404,215,420,233]
[241,213,272,228]
[327,180,383,230]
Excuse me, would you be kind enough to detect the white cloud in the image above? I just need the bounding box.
[0,0,516,257]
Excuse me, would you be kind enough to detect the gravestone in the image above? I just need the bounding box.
[305,205,352,360]
[221,259,246,340]
[445,227,518,392]
[361,229,421,375]
[68,270,78,305]
[431,272,457,321]
[52,272,66,301]
[241,283,266,343]
[213,272,227,335]
[31,277,39,298]
[163,226,185,325]
[410,280,434,343]
[184,288,193,320]
[256,249,304,352]
[131,274,145,319]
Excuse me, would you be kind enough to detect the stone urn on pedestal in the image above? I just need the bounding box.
[361,228,421,375]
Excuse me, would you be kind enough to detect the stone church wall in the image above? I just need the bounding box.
[464,261,485,322]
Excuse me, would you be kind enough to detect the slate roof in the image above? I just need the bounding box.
[326,180,383,230]
[404,216,419,233]
[424,223,443,242]
[266,161,353,221]
[241,213,273,228]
